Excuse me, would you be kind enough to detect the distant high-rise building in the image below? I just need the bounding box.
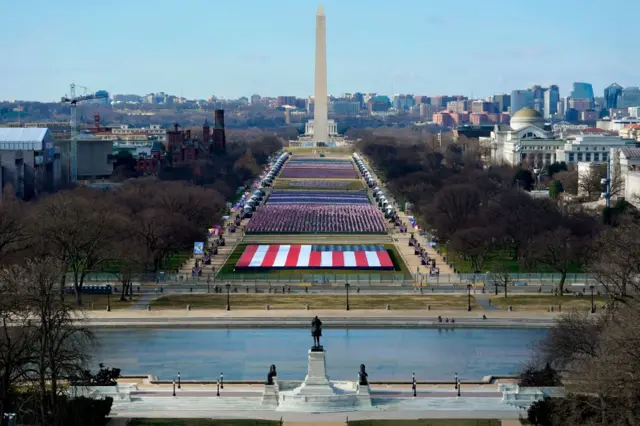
[510,90,535,114]
[446,99,468,113]
[368,96,391,113]
[351,92,364,109]
[570,82,594,103]
[471,100,495,114]
[530,85,545,100]
[493,94,511,112]
[543,85,560,118]
[430,95,454,110]
[569,98,592,111]
[566,108,579,123]
[604,84,622,110]
[618,87,640,109]
[92,90,110,105]
[250,94,261,104]
[392,94,415,111]
[276,96,297,107]
[419,103,433,119]
[556,100,565,118]
[329,100,360,115]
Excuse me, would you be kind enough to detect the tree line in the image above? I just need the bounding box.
[2,138,283,306]
[0,139,283,424]
[0,179,223,307]
[358,133,640,424]
[0,257,114,424]
[523,218,640,425]
[357,135,636,293]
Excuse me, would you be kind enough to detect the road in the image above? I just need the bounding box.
[90,282,604,296]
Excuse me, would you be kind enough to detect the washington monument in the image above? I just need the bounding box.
[313,4,329,143]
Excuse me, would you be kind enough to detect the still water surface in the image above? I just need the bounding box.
[93,328,546,380]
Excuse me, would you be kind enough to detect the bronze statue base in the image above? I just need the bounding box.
[311,345,324,352]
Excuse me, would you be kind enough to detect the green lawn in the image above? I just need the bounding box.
[217,244,410,279]
[129,420,278,426]
[151,294,477,310]
[349,420,502,426]
[68,294,140,310]
[489,295,607,311]
[95,251,192,274]
[441,247,583,274]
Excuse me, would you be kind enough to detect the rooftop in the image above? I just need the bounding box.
[0,127,50,143]
[512,108,542,119]
[621,147,640,158]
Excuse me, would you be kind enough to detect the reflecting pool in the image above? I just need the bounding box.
[93,328,546,380]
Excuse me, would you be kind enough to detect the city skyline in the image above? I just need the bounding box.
[2,0,640,102]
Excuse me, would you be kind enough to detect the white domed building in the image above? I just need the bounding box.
[481,107,561,166]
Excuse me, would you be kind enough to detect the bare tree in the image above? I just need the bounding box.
[535,306,640,425]
[449,226,500,272]
[7,257,94,425]
[431,184,481,238]
[0,187,29,265]
[526,228,587,295]
[0,267,35,420]
[35,189,120,306]
[554,170,578,195]
[110,236,147,301]
[490,265,513,297]
[588,219,640,304]
[577,164,622,200]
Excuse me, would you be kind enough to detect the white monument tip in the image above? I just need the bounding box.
[317,4,325,15]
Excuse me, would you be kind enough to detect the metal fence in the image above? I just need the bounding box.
[69,271,596,288]
[215,272,413,285]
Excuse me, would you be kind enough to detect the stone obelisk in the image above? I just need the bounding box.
[313,4,329,144]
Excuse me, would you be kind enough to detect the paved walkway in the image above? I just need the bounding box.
[395,212,455,278]
[475,294,499,311]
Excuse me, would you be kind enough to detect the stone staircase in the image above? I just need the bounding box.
[109,394,525,416]
[111,396,264,414]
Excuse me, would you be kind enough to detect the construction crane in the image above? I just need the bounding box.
[61,83,108,183]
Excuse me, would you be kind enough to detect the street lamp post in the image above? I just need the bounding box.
[345,282,350,311]
[107,291,111,312]
[590,285,596,313]
[172,379,176,397]
[467,284,472,312]
[226,283,231,311]
[178,372,181,389]
[220,372,224,389]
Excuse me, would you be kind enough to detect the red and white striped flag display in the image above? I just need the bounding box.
[235,244,394,270]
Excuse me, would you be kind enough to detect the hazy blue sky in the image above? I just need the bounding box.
[1,0,639,101]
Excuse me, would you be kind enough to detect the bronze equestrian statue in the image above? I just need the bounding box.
[311,316,322,348]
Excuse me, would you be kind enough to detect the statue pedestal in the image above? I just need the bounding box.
[261,383,279,407]
[297,348,333,393]
[356,383,373,408]
[276,347,367,412]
